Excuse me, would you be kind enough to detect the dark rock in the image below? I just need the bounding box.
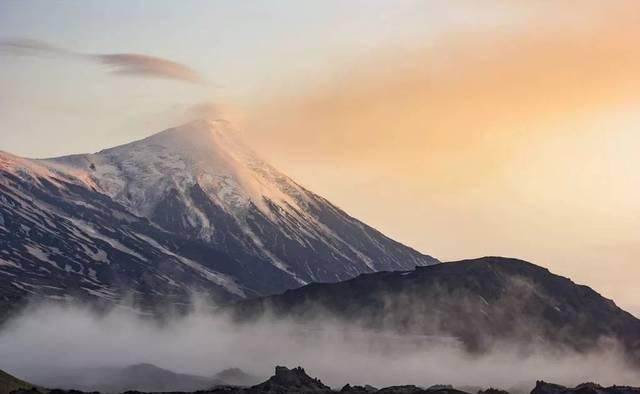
[376,385,426,394]
[532,381,567,394]
[531,382,640,394]
[247,366,332,394]
[426,388,470,394]
[340,384,379,394]
[9,389,42,394]
[428,386,454,391]
[478,388,510,394]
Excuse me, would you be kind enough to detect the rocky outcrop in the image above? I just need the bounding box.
[247,366,331,394]
[340,385,378,394]
[531,381,569,394]
[531,381,640,394]
[375,386,425,394]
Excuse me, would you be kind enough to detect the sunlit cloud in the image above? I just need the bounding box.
[244,1,640,185]
[232,1,640,314]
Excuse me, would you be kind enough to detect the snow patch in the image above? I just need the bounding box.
[133,232,246,297]
[0,258,21,269]
[68,218,146,261]
[25,245,55,265]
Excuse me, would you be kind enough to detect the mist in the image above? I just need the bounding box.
[1,299,638,391]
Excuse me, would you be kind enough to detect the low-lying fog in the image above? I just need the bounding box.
[0,300,638,391]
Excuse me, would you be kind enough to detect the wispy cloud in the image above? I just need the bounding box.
[0,37,206,84]
[0,38,74,57]
[93,53,204,83]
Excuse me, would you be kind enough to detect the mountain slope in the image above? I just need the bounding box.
[0,119,436,310]
[27,363,222,393]
[0,369,33,394]
[0,150,281,309]
[232,257,640,358]
[49,120,437,283]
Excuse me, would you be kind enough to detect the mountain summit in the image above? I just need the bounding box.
[0,120,436,311]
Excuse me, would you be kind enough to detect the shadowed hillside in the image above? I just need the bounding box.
[0,369,33,394]
[232,257,640,358]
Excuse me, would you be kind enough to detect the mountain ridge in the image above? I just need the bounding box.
[0,120,436,312]
[45,119,437,281]
[230,256,640,359]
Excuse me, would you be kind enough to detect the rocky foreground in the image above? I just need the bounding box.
[9,366,640,394]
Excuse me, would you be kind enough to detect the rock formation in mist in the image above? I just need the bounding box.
[232,257,640,360]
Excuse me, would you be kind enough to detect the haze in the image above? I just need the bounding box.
[0,1,638,315]
[1,301,638,390]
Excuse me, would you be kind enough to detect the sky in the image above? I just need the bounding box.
[1,1,639,314]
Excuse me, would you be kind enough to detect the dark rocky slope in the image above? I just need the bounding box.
[25,364,223,393]
[532,381,640,394]
[23,364,263,394]
[231,257,640,358]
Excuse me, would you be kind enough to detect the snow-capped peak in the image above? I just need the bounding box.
[136,119,249,163]
[1,119,436,300]
[52,119,307,220]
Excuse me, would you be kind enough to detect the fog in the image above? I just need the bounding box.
[1,300,638,391]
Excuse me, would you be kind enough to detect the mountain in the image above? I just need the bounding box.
[17,366,640,394]
[26,363,221,393]
[0,119,436,313]
[231,257,640,359]
[249,366,332,393]
[214,368,263,387]
[24,364,264,393]
[532,381,640,394]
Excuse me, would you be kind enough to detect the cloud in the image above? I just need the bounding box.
[1,301,638,390]
[243,1,640,185]
[0,37,74,57]
[0,38,205,84]
[231,1,640,315]
[185,101,240,121]
[93,53,204,84]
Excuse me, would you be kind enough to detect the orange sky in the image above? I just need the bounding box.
[236,1,640,314]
